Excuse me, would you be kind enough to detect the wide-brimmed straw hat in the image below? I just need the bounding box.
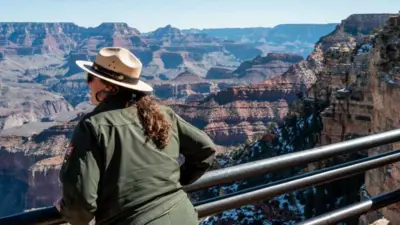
[76,47,153,92]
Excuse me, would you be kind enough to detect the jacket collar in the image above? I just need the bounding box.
[91,95,130,115]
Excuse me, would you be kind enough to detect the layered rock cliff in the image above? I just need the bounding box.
[0,22,80,55]
[230,53,304,82]
[151,72,219,101]
[150,53,304,101]
[0,120,79,216]
[168,83,300,146]
[314,14,383,146]
[199,13,400,224]
[297,13,399,224]
[0,84,74,131]
[198,98,327,224]
[363,14,400,224]
[281,13,399,224]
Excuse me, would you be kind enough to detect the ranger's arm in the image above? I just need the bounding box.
[59,120,102,224]
[176,114,217,185]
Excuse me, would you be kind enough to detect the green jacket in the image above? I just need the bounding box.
[59,97,217,225]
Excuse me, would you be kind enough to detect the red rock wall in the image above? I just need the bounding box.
[308,13,400,224]
[296,14,399,223]
[365,15,400,224]
[168,84,298,146]
[27,159,62,209]
[0,124,74,216]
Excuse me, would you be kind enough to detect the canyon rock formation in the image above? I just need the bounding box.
[286,13,400,224]
[0,118,79,216]
[298,13,400,224]
[5,14,400,223]
[199,13,400,224]
[363,14,400,224]
[0,22,336,218]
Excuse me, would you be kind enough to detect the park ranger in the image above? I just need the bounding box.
[54,47,217,225]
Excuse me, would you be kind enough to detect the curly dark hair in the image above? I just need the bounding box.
[99,79,172,149]
[129,93,172,149]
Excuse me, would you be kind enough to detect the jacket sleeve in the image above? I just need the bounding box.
[176,114,217,185]
[59,120,102,224]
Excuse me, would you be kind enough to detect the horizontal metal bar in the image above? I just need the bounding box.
[195,149,400,218]
[184,128,400,192]
[298,189,400,225]
[0,206,64,225]
[193,149,398,206]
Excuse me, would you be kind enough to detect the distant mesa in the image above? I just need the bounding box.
[152,24,182,39]
[205,67,235,79]
[87,22,141,36]
[231,52,305,82]
[145,24,219,44]
[0,22,79,55]
[171,71,204,83]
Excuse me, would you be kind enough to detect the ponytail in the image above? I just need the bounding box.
[130,92,172,149]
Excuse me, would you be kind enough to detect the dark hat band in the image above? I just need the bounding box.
[91,62,139,84]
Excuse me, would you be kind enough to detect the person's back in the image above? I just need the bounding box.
[56,47,217,225]
[86,99,215,224]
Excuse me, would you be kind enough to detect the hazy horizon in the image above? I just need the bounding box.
[0,0,399,32]
[0,21,340,31]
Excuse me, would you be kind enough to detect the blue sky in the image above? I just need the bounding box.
[0,0,399,32]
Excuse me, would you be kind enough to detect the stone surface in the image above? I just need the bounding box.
[365,14,400,224]
[169,84,296,146]
[297,13,400,224]
[231,53,304,82]
[0,120,78,216]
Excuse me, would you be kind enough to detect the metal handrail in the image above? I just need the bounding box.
[0,207,63,225]
[298,189,400,225]
[193,149,398,206]
[195,149,400,217]
[184,128,400,192]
